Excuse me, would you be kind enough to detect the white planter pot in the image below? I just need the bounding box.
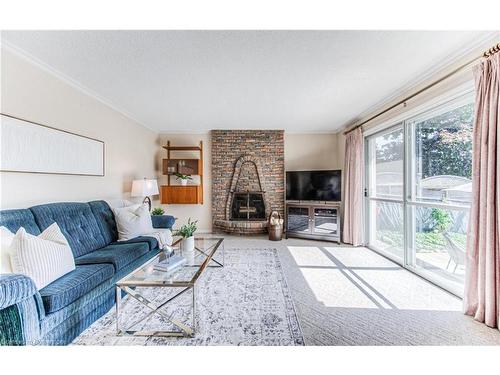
[180,179,188,186]
[181,236,195,252]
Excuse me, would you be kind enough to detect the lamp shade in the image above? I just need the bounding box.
[131,178,159,197]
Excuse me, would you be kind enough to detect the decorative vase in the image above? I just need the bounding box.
[181,236,195,264]
[181,235,195,252]
[180,179,188,186]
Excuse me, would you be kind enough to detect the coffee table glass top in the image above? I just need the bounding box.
[116,237,224,287]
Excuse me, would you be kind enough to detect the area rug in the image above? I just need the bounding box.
[72,247,304,345]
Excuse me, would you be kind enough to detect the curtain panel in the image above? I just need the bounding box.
[464,53,500,330]
[343,127,364,246]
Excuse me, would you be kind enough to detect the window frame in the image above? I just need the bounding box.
[363,82,475,297]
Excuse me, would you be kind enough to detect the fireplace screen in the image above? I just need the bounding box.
[231,192,266,221]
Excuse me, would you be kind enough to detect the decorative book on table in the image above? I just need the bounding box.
[154,255,187,272]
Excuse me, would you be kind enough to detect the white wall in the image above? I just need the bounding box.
[0,47,159,208]
[284,133,340,171]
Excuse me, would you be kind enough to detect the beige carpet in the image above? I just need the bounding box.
[222,235,500,345]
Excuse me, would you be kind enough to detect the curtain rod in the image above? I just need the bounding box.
[343,42,500,135]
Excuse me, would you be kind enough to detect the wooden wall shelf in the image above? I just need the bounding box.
[161,140,204,204]
[162,158,201,176]
[161,185,202,204]
[162,145,202,151]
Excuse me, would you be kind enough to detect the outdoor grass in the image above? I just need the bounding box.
[377,230,467,253]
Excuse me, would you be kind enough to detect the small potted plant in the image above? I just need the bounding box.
[174,172,192,186]
[151,207,165,216]
[174,218,198,252]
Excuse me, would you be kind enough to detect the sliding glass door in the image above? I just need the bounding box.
[366,124,405,262]
[406,97,473,295]
[365,90,474,296]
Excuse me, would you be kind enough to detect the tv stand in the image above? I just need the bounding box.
[285,201,341,243]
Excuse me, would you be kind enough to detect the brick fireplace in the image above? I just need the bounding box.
[211,130,284,234]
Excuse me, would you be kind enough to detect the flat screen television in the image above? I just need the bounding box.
[286,170,341,202]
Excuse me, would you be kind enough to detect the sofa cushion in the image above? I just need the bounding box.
[74,242,149,272]
[112,236,158,251]
[30,203,108,258]
[0,209,41,235]
[39,264,114,314]
[88,200,119,244]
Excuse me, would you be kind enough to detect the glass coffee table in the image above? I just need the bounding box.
[115,237,224,337]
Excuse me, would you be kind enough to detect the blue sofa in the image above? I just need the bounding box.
[0,200,175,345]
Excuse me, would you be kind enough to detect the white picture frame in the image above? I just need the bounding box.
[0,114,105,176]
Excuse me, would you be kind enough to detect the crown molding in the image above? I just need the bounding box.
[337,31,500,134]
[1,40,158,134]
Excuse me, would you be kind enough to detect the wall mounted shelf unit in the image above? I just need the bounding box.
[161,140,203,204]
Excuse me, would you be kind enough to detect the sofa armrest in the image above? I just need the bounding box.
[0,274,38,309]
[0,274,43,345]
[151,215,176,229]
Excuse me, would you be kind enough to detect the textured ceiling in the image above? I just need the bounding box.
[1,30,492,133]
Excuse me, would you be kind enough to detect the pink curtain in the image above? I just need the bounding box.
[343,127,364,246]
[463,53,500,330]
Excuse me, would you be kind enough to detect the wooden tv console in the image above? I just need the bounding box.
[285,201,341,243]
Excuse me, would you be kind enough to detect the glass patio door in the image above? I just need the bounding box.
[406,96,473,296]
[364,90,474,296]
[365,124,405,264]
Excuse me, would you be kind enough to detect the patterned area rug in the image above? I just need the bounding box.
[72,248,304,346]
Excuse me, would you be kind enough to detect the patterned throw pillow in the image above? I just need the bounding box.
[9,223,75,290]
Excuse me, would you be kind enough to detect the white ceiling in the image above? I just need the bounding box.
[1,31,492,133]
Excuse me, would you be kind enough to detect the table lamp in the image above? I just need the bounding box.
[131,178,159,211]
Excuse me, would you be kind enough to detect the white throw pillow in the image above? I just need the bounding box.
[112,203,154,241]
[9,223,76,290]
[1,226,15,273]
[104,198,135,209]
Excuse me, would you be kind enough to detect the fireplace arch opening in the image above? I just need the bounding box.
[231,191,266,220]
[214,155,270,233]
